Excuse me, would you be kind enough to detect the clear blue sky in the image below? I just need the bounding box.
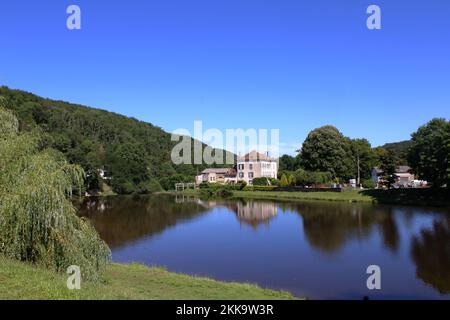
[1,0,449,155]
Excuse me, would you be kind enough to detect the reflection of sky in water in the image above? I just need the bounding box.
[79,196,449,300]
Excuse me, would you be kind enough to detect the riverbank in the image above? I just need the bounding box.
[173,188,450,207]
[0,257,295,300]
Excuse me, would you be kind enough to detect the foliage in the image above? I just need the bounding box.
[382,140,412,165]
[407,118,449,187]
[0,106,110,280]
[252,177,270,186]
[294,169,332,187]
[362,179,376,189]
[299,126,354,180]
[159,174,194,191]
[0,87,232,193]
[350,138,377,182]
[279,154,299,172]
[280,174,289,187]
[379,150,398,189]
[269,178,280,186]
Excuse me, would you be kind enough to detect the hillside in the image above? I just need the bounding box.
[381,140,412,165]
[0,86,233,194]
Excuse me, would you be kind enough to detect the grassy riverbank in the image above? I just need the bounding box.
[175,188,450,207]
[0,257,295,300]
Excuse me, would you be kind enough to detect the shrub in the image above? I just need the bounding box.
[362,179,376,189]
[0,106,110,281]
[270,178,280,186]
[252,177,270,186]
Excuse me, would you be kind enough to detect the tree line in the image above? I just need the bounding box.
[279,120,449,188]
[0,87,232,194]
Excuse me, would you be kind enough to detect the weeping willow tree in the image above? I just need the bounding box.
[0,98,111,280]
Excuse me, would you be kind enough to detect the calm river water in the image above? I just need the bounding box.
[77,194,449,300]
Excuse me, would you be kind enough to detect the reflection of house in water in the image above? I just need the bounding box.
[234,202,278,228]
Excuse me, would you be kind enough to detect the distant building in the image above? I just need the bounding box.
[371,166,415,188]
[196,168,237,185]
[195,151,278,186]
[236,151,278,185]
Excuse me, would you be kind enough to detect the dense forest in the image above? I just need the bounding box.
[0,87,233,194]
[381,140,412,165]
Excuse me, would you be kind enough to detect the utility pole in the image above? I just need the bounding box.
[357,151,361,187]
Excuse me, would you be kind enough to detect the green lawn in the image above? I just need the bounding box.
[175,188,450,207]
[232,190,373,203]
[0,257,296,300]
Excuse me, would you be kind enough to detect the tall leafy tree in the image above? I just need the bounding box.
[299,126,354,181]
[380,150,398,189]
[350,138,376,184]
[0,103,110,280]
[408,118,449,187]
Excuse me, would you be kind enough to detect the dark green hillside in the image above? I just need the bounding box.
[0,86,233,194]
[381,140,412,165]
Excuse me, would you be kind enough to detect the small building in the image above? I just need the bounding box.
[236,151,278,185]
[371,166,415,188]
[196,168,237,184]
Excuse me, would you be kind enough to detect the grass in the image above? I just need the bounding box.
[0,257,296,300]
[232,190,373,203]
[174,188,450,207]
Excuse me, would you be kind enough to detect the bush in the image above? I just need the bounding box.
[138,178,163,193]
[252,177,270,186]
[0,106,111,281]
[243,186,278,192]
[362,179,376,189]
[294,169,332,187]
[270,178,280,186]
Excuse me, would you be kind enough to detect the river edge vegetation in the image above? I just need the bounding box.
[1,87,448,197]
[0,256,295,300]
[0,103,295,300]
[173,188,450,207]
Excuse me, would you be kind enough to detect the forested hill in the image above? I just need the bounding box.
[381,140,412,165]
[0,86,232,194]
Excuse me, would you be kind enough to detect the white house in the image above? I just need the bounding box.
[371,166,415,188]
[236,151,278,185]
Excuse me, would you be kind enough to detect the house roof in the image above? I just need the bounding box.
[396,166,412,173]
[237,150,276,162]
[202,168,232,174]
[373,166,413,175]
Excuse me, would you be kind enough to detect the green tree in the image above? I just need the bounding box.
[408,118,450,187]
[280,174,289,187]
[350,138,376,185]
[0,105,110,280]
[380,150,398,189]
[279,154,299,172]
[299,126,354,181]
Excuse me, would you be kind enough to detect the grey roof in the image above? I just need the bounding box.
[373,166,412,175]
[237,151,276,162]
[396,166,412,173]
[202,168,231,174]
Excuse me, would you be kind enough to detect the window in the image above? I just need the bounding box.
[238,164,244,170]
[249,164,253,170]
[239,172,244,178]
[249,172,254,178]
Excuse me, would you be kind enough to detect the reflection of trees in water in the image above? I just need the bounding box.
[411,218,450,294]
[281,202,402,253]
[376,207,399,253]
[76,195,208,248]
[288,202,377,252]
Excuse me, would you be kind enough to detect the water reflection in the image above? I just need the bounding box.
[77,195,450,299]
[411,218,450,294]
[77,195,209,248]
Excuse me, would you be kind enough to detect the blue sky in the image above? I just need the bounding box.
[1,0,449,155]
